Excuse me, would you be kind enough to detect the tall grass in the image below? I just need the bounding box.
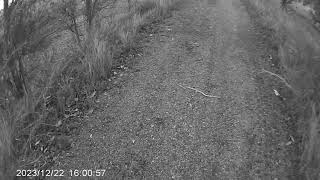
[244,0,320,179]
[0,0,179,178]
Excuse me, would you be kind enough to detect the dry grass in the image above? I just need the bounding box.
[0,0,179,178]
[84,0,179,81]
[245,0,320,179]
[0,111,15,179]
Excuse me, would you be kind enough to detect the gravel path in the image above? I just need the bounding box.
[52,0,293,179]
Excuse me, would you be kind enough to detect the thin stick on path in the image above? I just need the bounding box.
[178,84,220,98]
[260,69,296,93]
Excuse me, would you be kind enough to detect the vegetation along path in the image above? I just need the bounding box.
[53,0,295,179]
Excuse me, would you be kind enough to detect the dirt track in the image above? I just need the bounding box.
[52,0,295,179]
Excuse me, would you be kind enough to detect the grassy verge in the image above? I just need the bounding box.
[243,0,320,179]
[0,0,179,178]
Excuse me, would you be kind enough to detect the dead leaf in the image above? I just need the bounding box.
[55,120,62,127]
[88,109,94,115]
[89,91,96,98]
[286,141,292,146]
[49,136,55,144]
[290,135,295,142]
[64,114,70,118]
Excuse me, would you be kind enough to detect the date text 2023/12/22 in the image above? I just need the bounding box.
[16,169,107,177]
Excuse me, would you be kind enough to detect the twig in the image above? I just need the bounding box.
[178,84,220,98]
[260,69,296,93]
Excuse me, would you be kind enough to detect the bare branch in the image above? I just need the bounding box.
[178,84,220,98]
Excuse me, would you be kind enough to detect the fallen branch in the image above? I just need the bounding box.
[178,84,220,98]
[260,69,296,93]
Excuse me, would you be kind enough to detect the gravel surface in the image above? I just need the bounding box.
[51,0,294,179]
